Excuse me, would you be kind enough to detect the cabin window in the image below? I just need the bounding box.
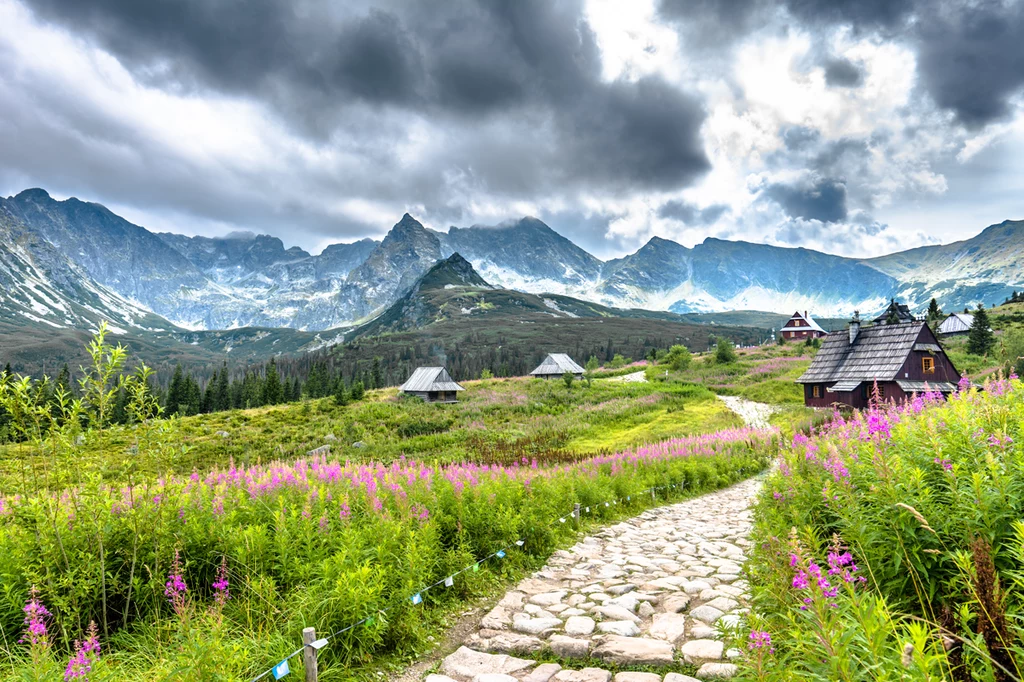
[878,384,886,398]
[812,385,821,398]
[922,357,935,374]
[861,384,870,400]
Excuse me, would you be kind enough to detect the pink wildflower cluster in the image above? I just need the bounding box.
[748,629,774,653]
[164,550,188,613]
[64,622,101,681]
[21,587,51,647]
[213,556,230,607]
[790,547,865,609]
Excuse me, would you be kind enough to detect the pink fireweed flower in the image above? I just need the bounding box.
[934,457,953,471]
[21,587,51,647]
[64,622,100,681]
[213,556,230,606]
[164,550,188,613]
[748,629,774,653]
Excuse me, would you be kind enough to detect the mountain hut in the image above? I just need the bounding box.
[530,353,585,380]
[399,367,465,403]
[779,310,827,341]
[796,312,960,408]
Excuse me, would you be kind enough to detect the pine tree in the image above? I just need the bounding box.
[264,358,283,405]
[215,363,230,411]
[2,362,11,377]
[967,304,996,356]
[242,371,262,409]
[927,298,941,321]
[371,357,382,389]
[282,378,293,403]
[184,374,201,416]
[167,365,185,414]
[201,370,216,413]
[291,377,302,402]
[350,380,365,401]
[334,379,350,406]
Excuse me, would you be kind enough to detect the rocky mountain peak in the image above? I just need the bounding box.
[418,253,491,290]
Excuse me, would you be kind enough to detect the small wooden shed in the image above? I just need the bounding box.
[530,353,585,380]
[399,367,465,403]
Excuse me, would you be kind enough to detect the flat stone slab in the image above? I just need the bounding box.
[648,612,687,644]
[696,663,738,679]
[441,647,536,679]
[564,616,596,636]
[592,636,675,666]
[680,639,724,663]
[554,669,613,682]
[613,673,662,682]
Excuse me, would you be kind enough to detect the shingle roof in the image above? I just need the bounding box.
[897,380,957,393]
[873,301,914,324]
[781,311,826,334]
[399,367,465,392]
[530,353,585,376]
[797,322,925,384]
[938,313,973,335]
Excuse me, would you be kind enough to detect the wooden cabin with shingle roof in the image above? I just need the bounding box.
[796,312,961,408]
[780,310,827,341]
[399,367,465,403]
[530,353,585,380]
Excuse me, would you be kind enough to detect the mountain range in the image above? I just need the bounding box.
[2,188,1023,338]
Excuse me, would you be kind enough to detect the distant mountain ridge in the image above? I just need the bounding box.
[2,187,1022,332]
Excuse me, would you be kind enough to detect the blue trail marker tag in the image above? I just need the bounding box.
[411,593,423,605]
[272,659,290,679]
[496,550,506,559]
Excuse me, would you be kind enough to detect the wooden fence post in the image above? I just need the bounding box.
[302,627,319,682]
[573,503,581,530]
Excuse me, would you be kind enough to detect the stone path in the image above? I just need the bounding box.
[716,396,778,430]
[604,370,648,383]
[427,477,761,682]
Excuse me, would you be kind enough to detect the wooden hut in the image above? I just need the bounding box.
[399,367,464,403]
[779,310,827,341]
[530,353,585,380]
[796,312,960,408]
[937,312,973,336]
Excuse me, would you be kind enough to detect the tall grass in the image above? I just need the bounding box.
[740,376,1024,680]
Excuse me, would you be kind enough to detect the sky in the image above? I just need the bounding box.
[0,0,1022,259]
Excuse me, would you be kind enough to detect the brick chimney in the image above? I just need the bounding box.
[849,311,860,345]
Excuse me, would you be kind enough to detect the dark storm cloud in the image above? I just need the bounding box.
[19,0,710,197]
[658,200,728,225]
[823,57,863,87]
[916,2,1024,128]
[764,179,848,223]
